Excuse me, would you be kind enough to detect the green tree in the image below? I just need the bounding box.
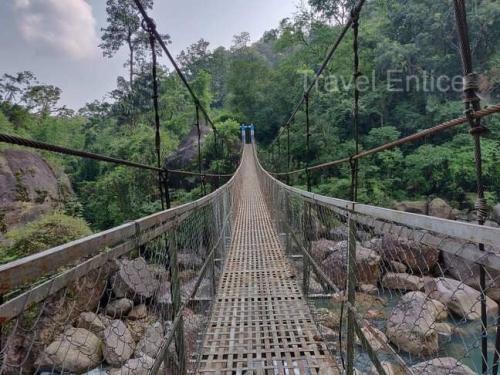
[100,0,170,85]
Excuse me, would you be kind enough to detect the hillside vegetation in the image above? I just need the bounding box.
[0,0,499,253]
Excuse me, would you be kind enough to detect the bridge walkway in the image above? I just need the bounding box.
[197,145,339,375]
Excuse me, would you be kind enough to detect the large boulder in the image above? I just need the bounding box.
[492,203,500,224]
[369,362,405,375]
[323,241,381,286]
[410,357,475,374]
[77,312,106,338]
[375,234,438,274]
[1,265,112,374]
[0,149,73,237]
[382,273,423,291]
[424,277,498,320]
[327,227,348,241]
[428,198,455,219]
[386,291,439,356]
[36,328,102,373]
[177,251,203,271]
[127,304,148,320]
[311,239,336,262]
[106,298,134,318]
[356,324,389,352]
[109,355,155,375]
[103,320,135,367]
[442,243,500,291]
[134,322,164,358]
[112,257,160,302]
[315,308,340,330]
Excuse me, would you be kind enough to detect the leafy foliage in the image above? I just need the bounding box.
[1,0,499,240]
[1,212,92,264]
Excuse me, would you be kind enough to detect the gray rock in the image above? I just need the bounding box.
[386,291,439,356]
[112,257,160,301]
[328,227,348,241]
[37,327,102,373]
[369,361,405,375]
[109,355,155,375]
[382,272,423,291]
[181,276,212,300]
[77,312,105,338]
[0,149,74,235]
[410,357,475,374]
[359,284,378,295]
[492,203,500,224]
[106,298,134,318]
[127,304,147,320]
[442,242,500,291]
[434,322,453,336]
[134,322,164,358]
[103,320,135,367]
[311,239,337,262]
[323,241,381,286]
[428,198,455,219]
[356,324,389,352]
[376,234,438,274]
[177,251,203,271]
[424,277,498,320]
[387,260,407,273]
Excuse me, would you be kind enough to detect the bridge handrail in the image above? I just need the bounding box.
[0,150,243,300]
[253,144,500,271]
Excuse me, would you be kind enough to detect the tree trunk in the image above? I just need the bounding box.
[127,31,133,86]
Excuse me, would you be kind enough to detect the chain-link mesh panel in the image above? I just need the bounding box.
[0,163,241,375]
[256,144,500,375]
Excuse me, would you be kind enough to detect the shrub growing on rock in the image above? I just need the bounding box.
[1,212,91,263]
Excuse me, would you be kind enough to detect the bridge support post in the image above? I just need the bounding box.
[284,193,292,255]
[302,202,311,296]
[346,213,357,375]
[168,230,187,375]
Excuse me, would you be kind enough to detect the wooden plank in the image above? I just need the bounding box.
[198,146,340,374]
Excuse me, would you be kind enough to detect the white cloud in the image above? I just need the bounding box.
[14,0,99,60]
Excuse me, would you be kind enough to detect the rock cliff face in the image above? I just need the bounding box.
[165,123,212,189]
[0,149,73,237]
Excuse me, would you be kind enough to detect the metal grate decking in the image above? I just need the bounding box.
[197,146,339,374]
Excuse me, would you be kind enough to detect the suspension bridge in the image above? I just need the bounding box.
[0,0,500,374]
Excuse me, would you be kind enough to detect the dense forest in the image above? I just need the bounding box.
[0,0,499,261]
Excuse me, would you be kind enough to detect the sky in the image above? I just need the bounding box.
[0,0,298,110]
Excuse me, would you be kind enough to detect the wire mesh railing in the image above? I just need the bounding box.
[0,156,243,375]
[255,144,500,375]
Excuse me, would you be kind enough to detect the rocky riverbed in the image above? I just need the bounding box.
[306,232,500,375]
[2,255,210,375]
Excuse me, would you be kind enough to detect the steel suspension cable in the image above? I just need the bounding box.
[144,20,169,210]
[269,103,500,176]
[452,1,489,373]
[305,94,311,192]
[0,133,162,172]
[195,104,206,195]
[274,0,367,137]
[132,1,221,139]
[286,124,291,186]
